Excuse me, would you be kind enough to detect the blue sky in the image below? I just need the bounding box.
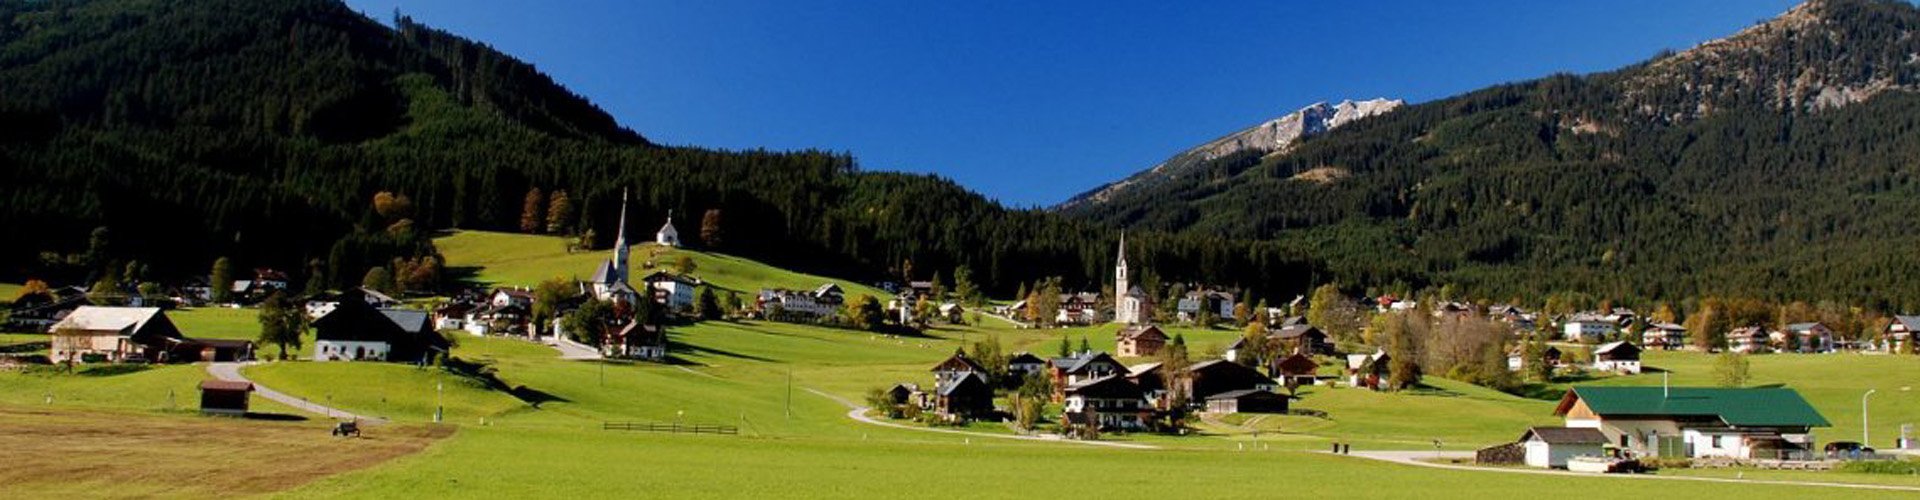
[344,1,1802,207]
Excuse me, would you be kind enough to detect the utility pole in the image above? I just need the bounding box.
[785,367,793,420]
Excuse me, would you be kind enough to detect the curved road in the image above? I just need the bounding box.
[802,387,1157,450]
[205,362,387,424]
[1343,450,1920,493]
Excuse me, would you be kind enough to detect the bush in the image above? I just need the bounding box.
[1838,459,1919,475]
[1640,457,1692,470]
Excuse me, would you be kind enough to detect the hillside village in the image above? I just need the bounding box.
[6,190,1920,480]
[8,0,1920,497]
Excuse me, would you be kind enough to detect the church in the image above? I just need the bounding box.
[588,190,641,303]
[1113,233,1151,325]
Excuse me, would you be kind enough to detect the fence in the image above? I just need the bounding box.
[602,422,739,435]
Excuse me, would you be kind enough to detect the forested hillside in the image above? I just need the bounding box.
[0,0,1317,296]
[1062,0,1920,310]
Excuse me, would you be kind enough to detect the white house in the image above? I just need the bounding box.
[1591,341,1641,374]
[641,270,698,311]
[1519,427,1609,468]
[1563,318,1616,342]
[1555,386,1830,460]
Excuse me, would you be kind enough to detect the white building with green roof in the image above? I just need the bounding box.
[1554,386,1830,460]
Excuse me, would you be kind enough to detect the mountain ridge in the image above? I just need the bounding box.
[1058,98,1401,210]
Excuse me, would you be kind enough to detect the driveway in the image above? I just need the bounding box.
[548,335,604,360]
[802,387,1157,450]
[205,362,387,423]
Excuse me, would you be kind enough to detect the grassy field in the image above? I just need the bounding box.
[0,406,446,498]
[435,230,892,299]
[0,281,22,304]
[8,239,1920,497]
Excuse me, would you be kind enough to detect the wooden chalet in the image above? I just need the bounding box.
[1114,324,1168,357]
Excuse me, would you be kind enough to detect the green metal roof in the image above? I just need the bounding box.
[1564,386,1831,428]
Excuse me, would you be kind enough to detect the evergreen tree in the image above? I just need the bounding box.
[695,287,721,321]
[210,257,235,303]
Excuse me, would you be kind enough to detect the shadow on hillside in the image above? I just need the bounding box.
[669,341,777,363]
[74,364,152,377]
[444,265,489,289]
[509,385,569,407]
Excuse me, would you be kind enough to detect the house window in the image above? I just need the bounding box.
[1620,434,1629,447]
[1712,435,1723,448]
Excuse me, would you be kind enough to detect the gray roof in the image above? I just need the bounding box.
[379,309,431,333]
[936,372,988,396]
[1520,427,1609,445]
[590,259,618,284]
[1206,388,1281,401]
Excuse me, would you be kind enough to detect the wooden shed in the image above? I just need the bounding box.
[1204,389,1289,414]
[198,380,254,416]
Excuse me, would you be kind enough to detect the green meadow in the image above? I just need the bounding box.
[4,231,1917,497]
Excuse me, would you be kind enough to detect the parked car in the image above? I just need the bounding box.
[1824,441,1875,458]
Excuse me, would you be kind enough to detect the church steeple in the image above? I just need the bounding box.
[611,189,630,284]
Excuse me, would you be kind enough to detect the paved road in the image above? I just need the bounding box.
[802,387,1158,450]
[548,335,604,360]
[205,362,387,424]
[1344,450,1920,493]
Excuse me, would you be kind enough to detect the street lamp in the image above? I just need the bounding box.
[1863,389,1877,446]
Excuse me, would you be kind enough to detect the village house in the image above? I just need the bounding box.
[1555,386,1830,460]
[1591,341,1642,374]
[1773,322,1834,353]
[1126,362,1167,409]
[312,291,447,363]
[932,349,988,386]
[1048,352,1126,401]
[1272,324,1332,355]
[758,284,844,321]
[47,306,184,363]
[1507,344,1563,372]
[1727,326,1772,354]
[1884,315,1920,352]
[640,270,699,312]
[1562,315,1616,343]
[1114,324,1168,357]
[432,301,475,331]
[603,320,666,361]
[1061,374,1150,431]
[1180,359,1276,404]
[1006,352,1047,377]
[1176,288,1235,323]
[929,350,993,420]
[1346,349,1390,390]
[1517,427,1609,468]
[1205,389,1289,414]
[304,287,401,319]
[1271,352,1320,388]
[1055,292,1103,325]
[938,303,965,323]
[885,383,923,408]
[1642,322,1688,350]
[6,285,90,331]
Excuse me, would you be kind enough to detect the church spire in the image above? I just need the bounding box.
[612,188,630,283]
[1117,231,1127,263]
